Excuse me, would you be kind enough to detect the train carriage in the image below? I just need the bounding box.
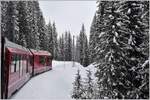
[30,49,52,75]
[3,38,33,98]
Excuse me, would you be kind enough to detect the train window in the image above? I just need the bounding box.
[21,55,26,75]
[16,55,20,72]
[10,54,17,73]
[20,55,23,76]
[39,56,46,65]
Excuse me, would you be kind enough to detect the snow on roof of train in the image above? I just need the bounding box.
[5,38,31,53]
[30,49,52,56]
[5,38,51,56]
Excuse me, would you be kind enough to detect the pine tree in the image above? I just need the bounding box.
[83,69,94,99]
[72,35,75,62]
[57,35,65,61]
[118,1,149,98]
[68,32,72,61]
[38,11,48,50]
[26,1,40,49]
[17,1,29,47]
[75,36,80,62]
[58,36,62,60]
[92,0,149,99]
[64,31,72,61]
[46,21,53,53]
[4,1,19,42]
[89,14,97,63]
[52,22,58,59]
[94,1,132,98]
[138,2,149,98]
[1,1,9,37]
[83,35,90,66]
[78,24,89,67]
[72,69,84,99]
[62,34,65,61]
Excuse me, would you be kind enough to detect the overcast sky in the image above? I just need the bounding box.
[39,1,96,38]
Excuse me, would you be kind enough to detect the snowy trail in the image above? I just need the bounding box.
[11,61,86,99]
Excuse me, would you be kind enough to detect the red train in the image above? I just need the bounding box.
[1,38,53,99]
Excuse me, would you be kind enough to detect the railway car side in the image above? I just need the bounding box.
[1,38,53,99]
[30,49,52,75]
[3,39,33,98]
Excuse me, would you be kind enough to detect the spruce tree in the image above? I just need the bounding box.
[46,21,53,53]
[72,35,75,62]
[1,1,9,37]
[26,1,40,49]
[37,11,48,50]
[52,22,58,59]
[72,69,84,99]
[118,1,149,98]
[92,0,149,99]
[5,1,19,42]
[83,69,94,99]
[83,35,90,66]
[68,32,72,61]
[75,36,80,63]
[94,1,132,98]
[78,24,89,67]
[89,14,97,63]
[64,31,69,61]
[17,1,29,47]
[57,34,65,61]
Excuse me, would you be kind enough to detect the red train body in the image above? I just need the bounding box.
[1,38,52,98]
[30,49,52,75]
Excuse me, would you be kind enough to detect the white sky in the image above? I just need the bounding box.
[39,1,96,39]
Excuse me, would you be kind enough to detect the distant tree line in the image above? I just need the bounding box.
[72,0,149,99]
[57,24,90,67]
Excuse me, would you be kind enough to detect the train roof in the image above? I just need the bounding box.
[5,38,31,55]
[4,38,52,56]
[30,49,52,56]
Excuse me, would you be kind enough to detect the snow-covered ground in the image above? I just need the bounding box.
[11,60,96,99]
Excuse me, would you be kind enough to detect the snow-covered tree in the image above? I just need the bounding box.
[67,32,72,61]
[83,36,90,67]
[1,1,9,37]
[75,36,80,62]
[58,35,65,61]
[4,1,19,42]
[38,11,48,50]
[78,24,90,67]
[26,1,40,49]
[89,14,98,63]
[17,1,29,47]
[52,22,58,59]
[72,69,84,99]
[72,35,75,62]
[46,21,53,53]
[83,69,94,99]
[92,0,149,99]
[118,1,149,98]
[63,31,72,61]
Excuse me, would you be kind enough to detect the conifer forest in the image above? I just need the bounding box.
[1,0,149,99]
